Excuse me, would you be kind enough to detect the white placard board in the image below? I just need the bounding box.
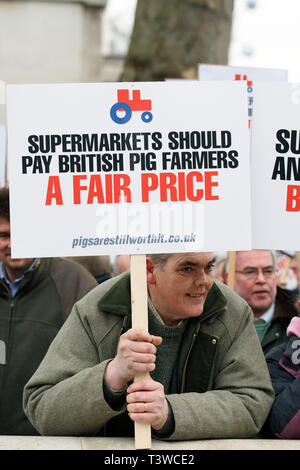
[0,80,6,187]
[7,81,251,258]
[199,64,288,81]
[251,82,300,250]
[199,64,288,129]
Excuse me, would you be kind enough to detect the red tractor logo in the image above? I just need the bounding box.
[110,89,153,124]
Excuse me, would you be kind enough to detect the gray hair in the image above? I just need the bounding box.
[147,253,173,270]
[225,250,276,273]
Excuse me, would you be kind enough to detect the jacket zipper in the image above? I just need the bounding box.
[7,299,14,357]
[6,298,14,363]
[181,332,197,393]
[0,294,14,421]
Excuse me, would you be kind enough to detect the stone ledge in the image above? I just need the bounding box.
[1,436,300,450]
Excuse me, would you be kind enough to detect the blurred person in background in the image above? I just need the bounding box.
[0,187,97,435]
[275,251,299,304]
[64,255,112,284]
[264,316,300,439]
[213,252,227,283]
[225,250,299,355]
[113,254,130,275]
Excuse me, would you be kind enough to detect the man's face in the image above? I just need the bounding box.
[233,250,277,317]
[0,217,34,275]
[147,252,215,326]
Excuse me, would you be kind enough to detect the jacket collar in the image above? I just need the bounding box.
[98,273,132,316]
[0,258,56,296]
[98,273,228,322]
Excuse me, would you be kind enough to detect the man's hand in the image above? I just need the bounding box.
[126,378,169,431]
[104,328,162,391]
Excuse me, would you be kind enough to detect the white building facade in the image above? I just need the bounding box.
[0,0,107,84]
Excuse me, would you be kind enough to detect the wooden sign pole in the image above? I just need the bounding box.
[130,254,152,450]
[227,251,236,289]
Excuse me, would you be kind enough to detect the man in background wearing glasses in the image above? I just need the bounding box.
[225,250,299,355]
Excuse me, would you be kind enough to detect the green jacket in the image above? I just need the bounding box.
[23,273,274,439]
[0,257,97,436]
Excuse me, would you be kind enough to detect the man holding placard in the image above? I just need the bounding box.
[24,251,274,440]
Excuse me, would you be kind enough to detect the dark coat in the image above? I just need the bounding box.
[0,257,97,436]
[262,287,299,355]
[265,317,300,438]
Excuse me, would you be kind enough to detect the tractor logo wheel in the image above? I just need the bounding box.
[110,102,132,124]
[141,111,153,123]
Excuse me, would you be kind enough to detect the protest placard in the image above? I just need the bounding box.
[251,82,300,251]
[276,250,298,291]
[6,80,250,448]
[199,64,288,129]
[6,81,251,258]
[199,65,288,285]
